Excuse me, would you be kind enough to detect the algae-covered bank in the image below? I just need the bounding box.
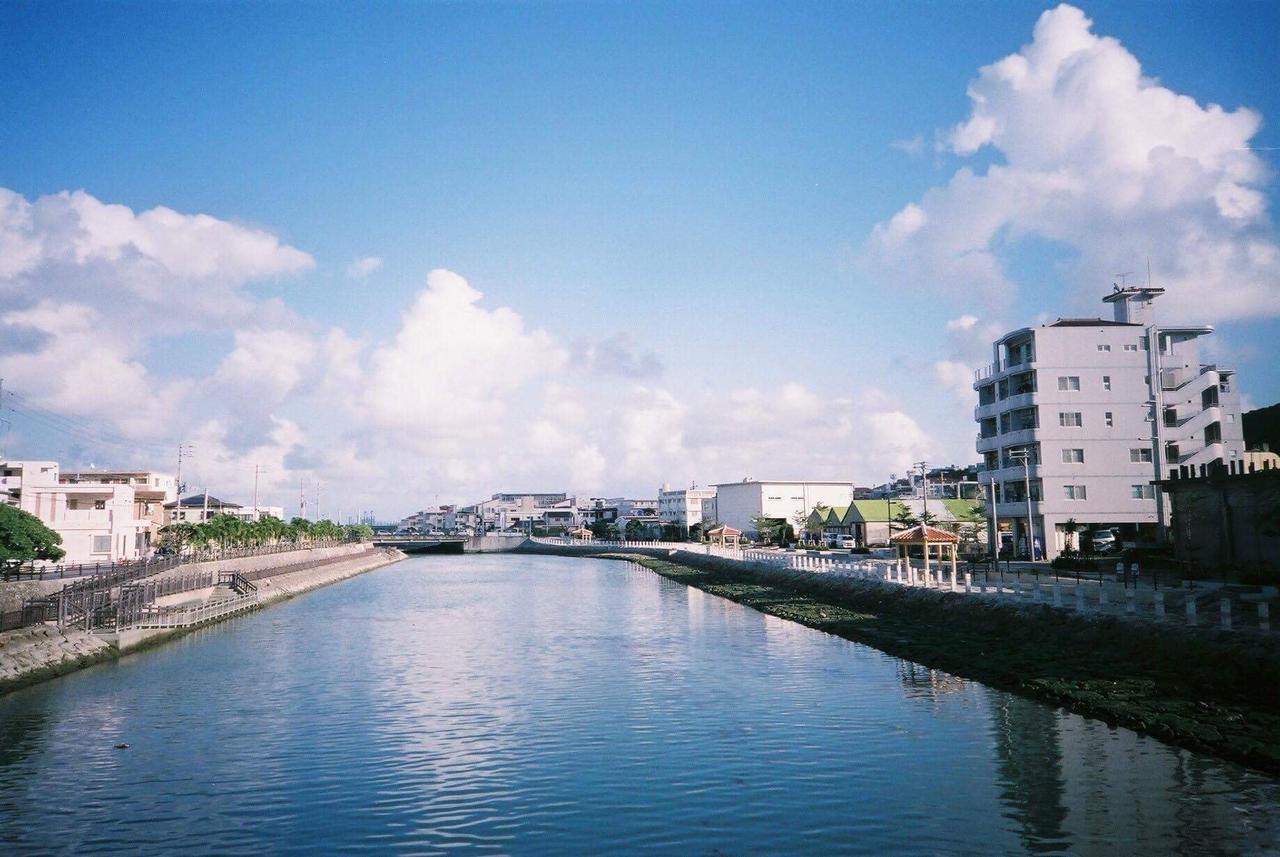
[611,552,1280,775]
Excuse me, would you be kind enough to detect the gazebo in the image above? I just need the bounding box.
[889,524,961,587]
[706,525,741,548]
[568,526,594,541]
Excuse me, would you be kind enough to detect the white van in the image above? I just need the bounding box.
[1090,529,1118,553]
[837,535,856,549]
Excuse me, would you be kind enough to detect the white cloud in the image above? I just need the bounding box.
[346,256,383,279]
[863,3,1279,321]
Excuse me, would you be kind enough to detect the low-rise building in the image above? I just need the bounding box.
[711,480,857,538]
[164,493,243,524]
[657,484,717,534]
[3,460,177,564]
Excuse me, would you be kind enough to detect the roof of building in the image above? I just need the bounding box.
[890,524,960,544]
[1048,318,1140,327]
[706,524,742,535]
[163,493,242,509]
[940,499,985,522]
[847,500,911,522]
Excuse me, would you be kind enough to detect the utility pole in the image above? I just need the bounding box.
[915,460,929,520]
[176,443,194,496]
[314,482,321,522]
[0,378,9,458]
[989,477,1000,558]
[252,464,267,520]
[1010,449,1036,560]
[299,478,307,521]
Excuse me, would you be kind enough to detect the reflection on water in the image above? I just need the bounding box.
[0,554,1276,856]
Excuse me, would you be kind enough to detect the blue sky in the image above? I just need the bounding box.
[2,2,1278,517]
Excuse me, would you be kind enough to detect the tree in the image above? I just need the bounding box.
[892,506,918,532]
[751,516,787,545]
[344,523,374,541]
[624,519,646,540]
[0,505,66,563]
[158,521,198,555]
[589,520,615,540]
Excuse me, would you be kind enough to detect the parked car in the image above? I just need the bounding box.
[1089,528,1118,553]
[836,535,857,549]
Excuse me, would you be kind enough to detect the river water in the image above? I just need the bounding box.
[1,554,1276,856]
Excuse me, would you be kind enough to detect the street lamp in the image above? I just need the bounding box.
[1009,449,1037,561]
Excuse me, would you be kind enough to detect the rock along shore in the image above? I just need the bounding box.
[0,544,404,696]
[518,541,1280,776]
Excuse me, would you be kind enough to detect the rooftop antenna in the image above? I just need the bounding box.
[1146,257,1153,289]
[1115,271,1133,288]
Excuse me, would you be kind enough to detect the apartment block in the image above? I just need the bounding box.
[711,480,857,537]
[657,484,717,532]
[973,286,1245,559]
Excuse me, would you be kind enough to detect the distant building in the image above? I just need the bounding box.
[657,484,717,533]
[974,286,1245,559]
[164,493,243,524]
[711,480,857,537]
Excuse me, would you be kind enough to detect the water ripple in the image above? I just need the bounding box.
[0,554,1276,856]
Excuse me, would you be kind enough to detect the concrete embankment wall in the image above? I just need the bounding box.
[466,534,530,553]
[0,545,404,695]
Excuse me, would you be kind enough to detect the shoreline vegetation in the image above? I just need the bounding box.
[583,549,1280,775]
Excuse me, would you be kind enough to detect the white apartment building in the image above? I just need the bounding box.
[974,286,1245,559]
[3,461,178,565]
[657,484,717,532]
[711,480,857,537]
[164,493,243,524]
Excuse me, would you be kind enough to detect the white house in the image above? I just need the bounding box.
[974,285,1246,559]
[711,480,857,537]
[3,461,177,565]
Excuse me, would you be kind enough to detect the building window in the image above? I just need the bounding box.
[1124,343,1139,352]
[1105,411,1114,427]
[1130,485,1155,499]
[1097,344,1111,352]
[92,535,111,553]
[1129,448,1153,463]
[1063,485,1087,501]
[1102,375,1111,391]
[1058,411,1083,427]
[1061,448,1084,463]
[1057,376,1080,391]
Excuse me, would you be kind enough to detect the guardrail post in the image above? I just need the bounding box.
[1220,598,1232,631]
[1260,603,1270,633]
[963,572,972,593]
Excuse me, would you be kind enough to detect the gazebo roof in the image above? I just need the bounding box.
[706,525,741,536]
[889,524,960,544]
[568,526,593,536]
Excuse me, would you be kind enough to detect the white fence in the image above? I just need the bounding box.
[531,537,1275,634]
[120,592,260,631]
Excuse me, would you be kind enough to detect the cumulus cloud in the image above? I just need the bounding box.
[346,255,383,279]
[571,332,664,378]
[864,4,1279,320]
[0,187,313,332]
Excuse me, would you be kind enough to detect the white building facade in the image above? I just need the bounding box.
[657,484,718,532]
[974,287,1245,560]
[3,461,178,565]
[711,480,857,537]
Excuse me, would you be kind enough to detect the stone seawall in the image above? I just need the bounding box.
[0,545,404,696]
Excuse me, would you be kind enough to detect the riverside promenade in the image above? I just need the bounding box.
[524,537,1278,636]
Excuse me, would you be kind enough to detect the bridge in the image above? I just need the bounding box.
[370,533,529,554]
[371,535,467,553]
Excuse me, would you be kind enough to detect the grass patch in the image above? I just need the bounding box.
[604,551,1280,775]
